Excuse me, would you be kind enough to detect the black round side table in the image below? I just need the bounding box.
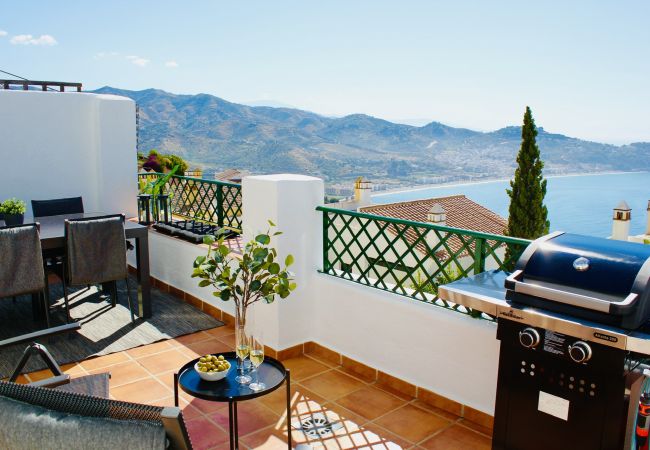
[174,351,291,450]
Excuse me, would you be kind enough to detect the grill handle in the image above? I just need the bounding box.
[505,270,639,314]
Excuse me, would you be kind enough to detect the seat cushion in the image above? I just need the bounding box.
[0,395,166,450]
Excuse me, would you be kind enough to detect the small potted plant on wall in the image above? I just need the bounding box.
[192,221,296,381]
[0,198,26,226]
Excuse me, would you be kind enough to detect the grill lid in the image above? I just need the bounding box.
[505,232,650,320]
[522,233,650,299]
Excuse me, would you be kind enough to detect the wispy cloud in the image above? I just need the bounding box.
[164,60,179,68]
[126,55,150,67]
[93,51,120,60]
[0,30,7,37]
[10,34,57,46]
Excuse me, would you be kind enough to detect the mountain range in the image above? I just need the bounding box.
[92,86,650,189]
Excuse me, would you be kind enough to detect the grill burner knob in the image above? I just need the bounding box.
[568,341,592,363]
[519,328,541,349]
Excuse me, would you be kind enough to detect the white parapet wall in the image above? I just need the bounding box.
[241,173,499,414]
[140,172,500,415]
[0,90,137,217]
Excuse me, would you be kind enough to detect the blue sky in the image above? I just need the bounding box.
[1,0,648,144]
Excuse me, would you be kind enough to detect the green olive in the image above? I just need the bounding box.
[218,355,225,361]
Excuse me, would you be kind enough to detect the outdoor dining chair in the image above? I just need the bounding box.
[0,223,50,327]
[31,196,84,218]
[62,214,135,323]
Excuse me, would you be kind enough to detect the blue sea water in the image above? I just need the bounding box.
[372,172,650,238]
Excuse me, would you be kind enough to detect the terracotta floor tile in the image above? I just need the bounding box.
[259,382,326,415]
[374,404,451,444]
[420,424,491,450]
[336,386,407,421]
[173,331,214,346]
[204,325,235,338]
[347,421,412,449]
[127,340,174,358]
[458,418,493,437]
[186,397,230,415]
[79,351,130,371]
[64,363,88,376]
[215,332,236,349]
[137,348,193,374]
[241,424,301,450]
[411,399,461,422]
[185,417,230,450]
[300,369,365,400]
[321,401,370,427]
[111,377,171,403]
[282,356,331,381]
[91,360,150,387]
[209,400,280,437]
[182,339,232,359]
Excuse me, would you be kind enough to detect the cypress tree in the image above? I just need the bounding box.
[505,106,550,240]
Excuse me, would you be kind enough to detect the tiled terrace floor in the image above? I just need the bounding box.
[21,326,491,450]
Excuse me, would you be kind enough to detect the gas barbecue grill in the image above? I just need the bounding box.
[438,232,650,450]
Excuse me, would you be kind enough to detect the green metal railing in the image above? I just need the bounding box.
[138,173,242,232]
[317,205,531,318]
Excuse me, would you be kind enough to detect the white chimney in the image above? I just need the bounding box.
[646,200,650,235]
[612,200,631,241]
[427,203,446,226]
[354,177,372,207]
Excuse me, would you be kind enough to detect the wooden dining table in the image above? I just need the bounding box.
[2,213,152,319]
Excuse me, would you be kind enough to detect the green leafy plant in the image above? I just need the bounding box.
[192,221,296,312]
[139,164,180,196]
[409,264,464,297]
[0,198,26,215]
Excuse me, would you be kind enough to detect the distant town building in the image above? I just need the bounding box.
[330,177,509,286]
[214,169,250,184]
[613,200,650,244]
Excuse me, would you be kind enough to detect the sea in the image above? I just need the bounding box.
[372,172,650,238]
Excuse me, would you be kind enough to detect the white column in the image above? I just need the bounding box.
[241,174,324,351]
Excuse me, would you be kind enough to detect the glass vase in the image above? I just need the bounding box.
[234,305,252,384]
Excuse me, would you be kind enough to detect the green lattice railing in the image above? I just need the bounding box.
[138,173,242,232]
[317,205,531,318]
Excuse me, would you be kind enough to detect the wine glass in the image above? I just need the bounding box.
[235,325,252,384]
[248,334,266,391]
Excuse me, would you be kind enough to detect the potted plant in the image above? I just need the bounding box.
[192,221,296,379]
[0,198,26,226]
[138,164,180,223]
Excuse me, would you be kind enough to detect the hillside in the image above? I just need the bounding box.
[93,86,650,189]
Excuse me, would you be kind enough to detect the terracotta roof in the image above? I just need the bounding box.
[359,195,507,261]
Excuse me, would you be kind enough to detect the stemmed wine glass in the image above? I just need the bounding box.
[235,325,252,384]
[248,334,266,391]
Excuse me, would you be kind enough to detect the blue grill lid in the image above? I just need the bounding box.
[521,233,650,298]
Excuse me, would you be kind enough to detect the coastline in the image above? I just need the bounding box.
[371,170,649,198]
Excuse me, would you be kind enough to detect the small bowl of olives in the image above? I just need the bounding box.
[195,354,231,381]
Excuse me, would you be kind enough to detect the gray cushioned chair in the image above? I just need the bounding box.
[62,214,134,323]
[0,223,50,327]
[0,380,192,449]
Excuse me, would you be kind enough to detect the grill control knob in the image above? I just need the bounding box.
[568,341,592,363]
[519,328,541,349]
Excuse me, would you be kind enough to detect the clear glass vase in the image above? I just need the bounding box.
[234,305,252,384]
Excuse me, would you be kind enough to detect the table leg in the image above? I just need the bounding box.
[233,401,239,450]
[31,292,47,321]
[135,232,152,318]
[286,369,292,450]
[174,372,179,407]
[228,400,235,450]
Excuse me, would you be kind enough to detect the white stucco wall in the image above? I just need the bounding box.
[137,173,500,415]
[0,90,137,217]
